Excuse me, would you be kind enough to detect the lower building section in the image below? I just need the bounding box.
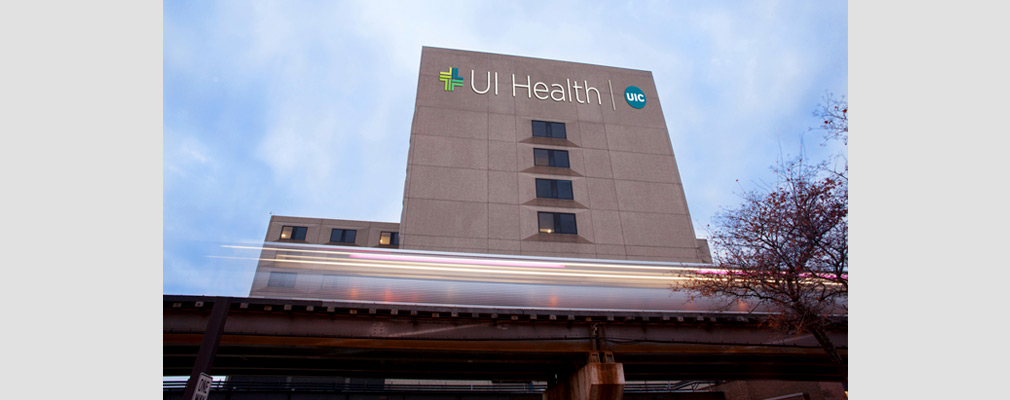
[256,214,710,264]
[262,216,401,249]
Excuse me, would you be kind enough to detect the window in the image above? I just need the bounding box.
[532,120,567,139]
[536,178,573,199]
[321,274,340,289]
[267,272,296,288]
[279,226,307,240]
[380,231,399,245]
[538,212,578,234]
[330,228,357,244]
[533,148,570,168]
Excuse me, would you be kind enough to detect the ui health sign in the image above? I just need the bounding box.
[439,66,646,110]
[191,373,213,400]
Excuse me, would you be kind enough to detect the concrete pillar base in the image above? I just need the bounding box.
[544,353,625,400]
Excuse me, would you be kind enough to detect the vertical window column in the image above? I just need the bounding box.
[536,178,573,199]
[533,148,570,168]
[532,120,567,139]
[537,212,578,234]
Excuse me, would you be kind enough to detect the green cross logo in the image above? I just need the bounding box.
[439,67,464,91]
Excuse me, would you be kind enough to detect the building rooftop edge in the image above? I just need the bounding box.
[269,215,399,225]
[420,45,654,75]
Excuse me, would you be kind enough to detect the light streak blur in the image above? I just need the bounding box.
[221,243,849,286]
[219,243,719,290]
[239,255,692,282]
[348,253,566,268]
[217,243,846,313]
[224,244,710,272]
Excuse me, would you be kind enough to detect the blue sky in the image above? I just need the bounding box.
[163,0,847,296]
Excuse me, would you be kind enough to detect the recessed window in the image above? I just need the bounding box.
[532,120,567,139]
[379,231,400,245]
[279,226,307,241]
[536,178,574,200]
[330,229,357,244]
[267,271,296,288]
[538,212,578,234]
[533,148,570,168]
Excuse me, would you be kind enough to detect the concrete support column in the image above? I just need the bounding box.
[544,352,625,400]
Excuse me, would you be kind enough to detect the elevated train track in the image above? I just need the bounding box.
[164,295,846,382]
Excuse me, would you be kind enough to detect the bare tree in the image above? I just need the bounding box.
[676,95,849,379]
[814,92,848,184]
[814,93,848,145]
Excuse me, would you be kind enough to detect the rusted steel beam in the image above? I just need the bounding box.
[181,297,230,400]
[164,295,846,381]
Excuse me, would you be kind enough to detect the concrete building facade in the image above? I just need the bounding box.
[249,47,710,297]
[401,47,708,262]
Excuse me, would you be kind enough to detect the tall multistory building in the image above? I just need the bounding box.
[249,47,710,298]
[400,47,707,262]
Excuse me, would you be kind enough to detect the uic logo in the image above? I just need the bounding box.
[439,67,464,91]
[624,86,646,109]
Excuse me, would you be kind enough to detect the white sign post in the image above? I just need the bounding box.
[191,373,213,400]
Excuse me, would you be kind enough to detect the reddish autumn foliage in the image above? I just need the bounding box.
[682,159,847,369]
[676,95,849,379]
[695,158,848,312]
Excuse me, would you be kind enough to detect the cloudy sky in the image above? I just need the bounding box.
[163,0,847,296]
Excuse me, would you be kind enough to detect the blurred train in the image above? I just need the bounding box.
[234,242,845,315]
